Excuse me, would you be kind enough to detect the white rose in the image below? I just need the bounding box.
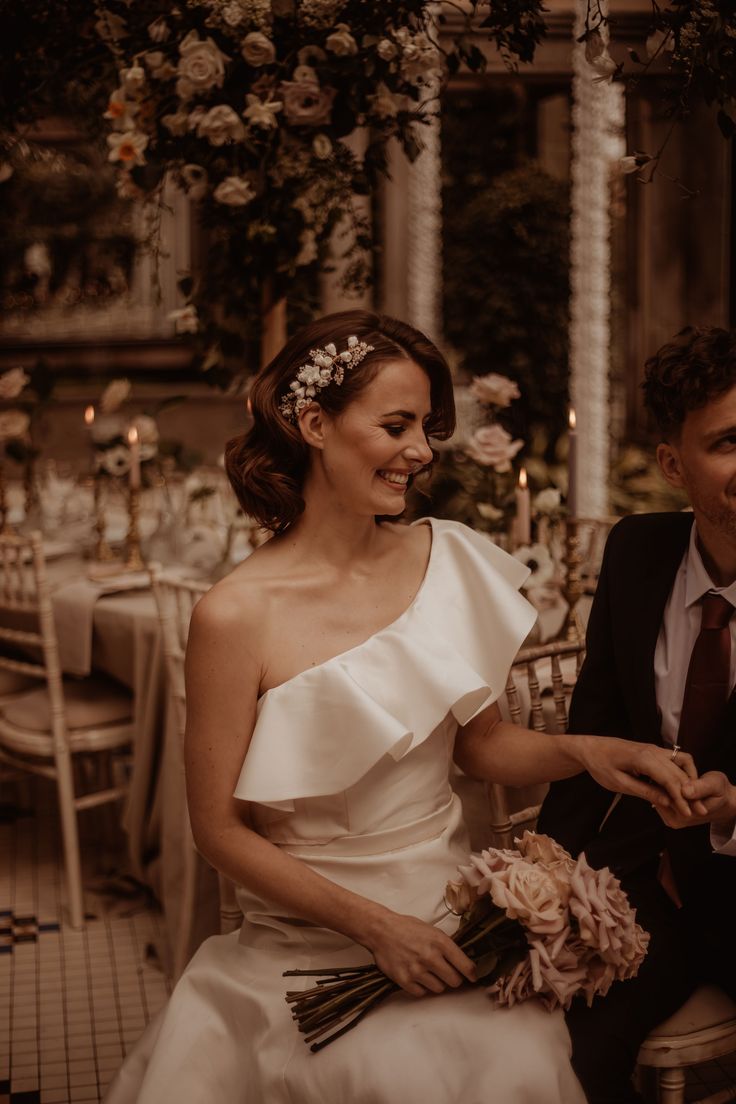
[213,176,256,206]
[241,31,276,66]
[169,304,199,333]
[176,31,229,100]
[532,487,562,515]
[312,133,332,159]
[100,377,131,413]
[465,424,524,472]
[376,38,397,61]
[469,372,521,408]
[91,414,125,446]
[0,368,30,400]
[180,164,208,200]
[101,444,131,477]
[0,410,29,441]
[325,23,358,57]
[196,104,246,146]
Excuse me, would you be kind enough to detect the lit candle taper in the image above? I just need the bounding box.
[127,424,141,490]
[515,466,531,547]
[567,406,578,518]
[84,405,95,428]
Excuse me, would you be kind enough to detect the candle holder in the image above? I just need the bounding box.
[557,515,584,643]
[125,484,145,572]
[92,476,115,562]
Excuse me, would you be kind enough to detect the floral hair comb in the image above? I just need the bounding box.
[279,335,374,423]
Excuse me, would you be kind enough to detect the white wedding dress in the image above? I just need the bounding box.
[105,518,585,1104]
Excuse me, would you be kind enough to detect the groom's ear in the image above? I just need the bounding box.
[298,403,327,450]
[656,440,686,490]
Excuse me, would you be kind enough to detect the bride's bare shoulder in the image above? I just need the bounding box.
[188,538,288,636]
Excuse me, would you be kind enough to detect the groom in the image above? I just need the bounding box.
[539,326,736,1103]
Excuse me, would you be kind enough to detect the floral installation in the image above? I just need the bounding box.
[411,370,524,538]
[284,831,649,1051]
[89,0,547,383]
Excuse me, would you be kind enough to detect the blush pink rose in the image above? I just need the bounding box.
[465,424,524,472]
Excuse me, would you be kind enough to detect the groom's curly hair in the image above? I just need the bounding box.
[642,326,736,439]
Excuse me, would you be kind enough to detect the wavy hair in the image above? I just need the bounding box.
[225,310,455,532]
[642,326,736,439]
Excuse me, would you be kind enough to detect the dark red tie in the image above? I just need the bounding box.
[677,592,734,767]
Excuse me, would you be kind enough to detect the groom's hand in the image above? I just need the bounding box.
[657,771,736,829]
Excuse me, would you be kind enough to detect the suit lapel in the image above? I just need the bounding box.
[616,515,694,744]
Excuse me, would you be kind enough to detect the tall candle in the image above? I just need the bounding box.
[127,425,141,490]
[567,406,578,518]
[515,466,531,547]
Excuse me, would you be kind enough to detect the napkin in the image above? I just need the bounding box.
[53,573,150,677]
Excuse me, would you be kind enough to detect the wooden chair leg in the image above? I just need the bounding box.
[55,751,85,930]
[659,1067,686,1104]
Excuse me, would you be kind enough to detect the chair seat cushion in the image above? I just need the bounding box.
[0,674,133,732]
[648,984,736,1037]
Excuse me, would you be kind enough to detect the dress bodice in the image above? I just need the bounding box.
[233,518,536,851]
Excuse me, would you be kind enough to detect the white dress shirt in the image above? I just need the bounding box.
[654,522,736,854]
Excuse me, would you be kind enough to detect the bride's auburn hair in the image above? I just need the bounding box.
[225,309,455,532]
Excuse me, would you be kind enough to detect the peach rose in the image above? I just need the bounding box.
[279,78,335,126]
[569,853,649,975]
[444,878,476,916]
[465,424,524,472]
[470,372,521,408]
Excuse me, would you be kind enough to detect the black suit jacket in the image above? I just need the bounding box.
[538,511,736,895]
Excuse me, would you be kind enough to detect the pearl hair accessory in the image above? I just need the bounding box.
[278,335,375,424]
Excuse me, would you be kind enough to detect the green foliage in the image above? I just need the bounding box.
[443,159,570,448]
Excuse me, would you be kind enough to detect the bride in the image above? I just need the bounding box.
[105,310,695,1103]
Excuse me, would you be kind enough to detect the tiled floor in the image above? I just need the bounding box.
[0,780,170,1104]
[2,778,736,1104]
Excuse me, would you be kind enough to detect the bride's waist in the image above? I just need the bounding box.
[263,794,462,859]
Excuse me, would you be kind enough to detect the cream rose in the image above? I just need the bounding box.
[241,31,276,66]
[213,176,256,207]
[176,31,229,100]
[280,78,335,126]
[464,424,524,472]
[100,378,131,413]
[444,878,475,916]
[312,133,332,159]
[469,372,521,407]
[376,38,398,61]
[0,411,29,441]
[243,94,282,129]
[180,164,208,201]
[325,23,358,57]
[0,368,29,400]
[196,105,246,146]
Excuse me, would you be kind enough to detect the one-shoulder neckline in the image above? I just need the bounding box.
[258,517,437,701]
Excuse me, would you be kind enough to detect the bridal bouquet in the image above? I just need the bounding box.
[284,832,649,1052]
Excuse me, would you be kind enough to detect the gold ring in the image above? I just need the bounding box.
[670,744,681,763]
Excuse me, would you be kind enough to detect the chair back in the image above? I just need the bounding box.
[489,636,586,849]
[149,568,210,743]
[0,531,67,745]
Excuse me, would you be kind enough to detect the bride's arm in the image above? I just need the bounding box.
[184,586,475,997]
[453,703,699,818]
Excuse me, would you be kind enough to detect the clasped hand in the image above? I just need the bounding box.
[580,736,736,828]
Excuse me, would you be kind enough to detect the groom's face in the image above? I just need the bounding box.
[657,382,736,542]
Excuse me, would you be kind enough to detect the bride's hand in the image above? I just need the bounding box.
[362,911,476,998]
[575,735,698,817]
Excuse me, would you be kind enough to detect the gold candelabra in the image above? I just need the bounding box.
[125,484,145,571]
[557,516,584,643]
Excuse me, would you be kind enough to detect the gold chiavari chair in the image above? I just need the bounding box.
[0,533,134,928]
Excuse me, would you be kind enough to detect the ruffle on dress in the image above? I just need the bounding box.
[233,518,536,811]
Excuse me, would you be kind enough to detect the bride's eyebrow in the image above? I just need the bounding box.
[380,409,430,420]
